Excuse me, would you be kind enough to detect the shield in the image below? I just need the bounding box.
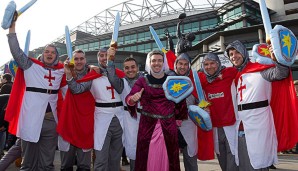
[188,105,212,131]
[162,76,193,103]
[1,1,16,30]
[252,43,274,65]
[9,60,18,77]
[270,25,298,66]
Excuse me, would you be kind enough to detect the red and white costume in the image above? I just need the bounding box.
[91,76,125,150]
[235,71,278,168]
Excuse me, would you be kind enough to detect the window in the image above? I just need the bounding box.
[137,44,145,52]
[138,32,145,41]
[125,35,131,44]
[130,34,137,43]
[118,37,124,45]
[201,18,218,30]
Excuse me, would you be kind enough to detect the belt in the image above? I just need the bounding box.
[141,111,174,119]
[26,87,59,94]
[124,106,142,113]
[95,102,123,108]
[238,100,268,111]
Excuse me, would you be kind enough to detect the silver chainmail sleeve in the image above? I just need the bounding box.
[7,33,33,70]
[67,67,92,94]
[106,64,124,94]
[261,62,290,82]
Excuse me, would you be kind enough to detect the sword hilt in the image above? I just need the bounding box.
[110,41,118,49]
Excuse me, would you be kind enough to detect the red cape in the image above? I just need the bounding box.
[5,58,66,135]
[235,62,298,152]
[56,69,124,149]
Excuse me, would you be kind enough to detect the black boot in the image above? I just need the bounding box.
[77,168,90,171]
[61,167,73,171]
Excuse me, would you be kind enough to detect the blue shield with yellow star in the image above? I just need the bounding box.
[270,25,297,66]
[8,60,18,77]
[188,105,212,131]
[162,76,193,103]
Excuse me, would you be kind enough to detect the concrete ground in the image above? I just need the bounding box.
[4,151,298,171]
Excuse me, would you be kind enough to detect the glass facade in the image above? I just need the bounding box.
[72,3,263,55]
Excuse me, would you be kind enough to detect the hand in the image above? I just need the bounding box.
[64,59,71,74]
[268,44,277,61]
[204,107,210,114]
[88,65,101,73]
[130,88,144,103]
[64,59,77,79]
[107,47,116,61]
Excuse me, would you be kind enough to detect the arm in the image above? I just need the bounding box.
[261,44,290,81]
[106,47,124,94]
[7,21,32,70]
[176,20,182,39]
[106,65,124,94]
[64,60,92,94]
[261,63,289,81]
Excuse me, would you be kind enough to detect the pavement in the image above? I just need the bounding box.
[4,151,298,171]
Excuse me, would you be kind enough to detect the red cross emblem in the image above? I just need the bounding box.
[238,76,246,102]
[107,86,115,99]
[44,70,55,86]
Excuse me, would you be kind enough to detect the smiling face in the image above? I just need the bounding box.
[123,60,138,79]
[43,45,57,65]
[228,48,244,67]
[98,51,107,67]
[73,51,86,71]
[203,59,219,76]
[150,54,164,73]
[176,59,189,76]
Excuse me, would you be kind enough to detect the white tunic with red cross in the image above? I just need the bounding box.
[235,72,278,169]
[17,63,65,143]
[120,78,140,160]
[90,76,124,151]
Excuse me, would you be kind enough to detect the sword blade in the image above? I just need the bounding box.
[18,0,37,16]
[192,69,210,108]
[259,0,272,36]
[149,26,167,53]
[65,25,73,62]
[24,30,31,56]
[111,12,120,43]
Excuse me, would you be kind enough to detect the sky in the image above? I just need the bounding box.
[0,0,121,66]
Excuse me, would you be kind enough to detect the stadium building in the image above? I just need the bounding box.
[3,0,298,78]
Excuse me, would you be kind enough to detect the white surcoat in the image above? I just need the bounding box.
[235,72,278,169]
[214,82,238,156]
[17,63,64,142]
[120,78,140,160]
[91,76,124,151]
[179,117,197,157]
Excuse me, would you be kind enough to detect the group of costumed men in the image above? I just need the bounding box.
[1,0,298,171]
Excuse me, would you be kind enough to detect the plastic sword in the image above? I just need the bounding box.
[110,12,121,49]
[24,30,31,56]
[18,0,38,16]
[149,26,167,53]
[259,0,272,43]
[65,25,74,65]
[192,69,210,108]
